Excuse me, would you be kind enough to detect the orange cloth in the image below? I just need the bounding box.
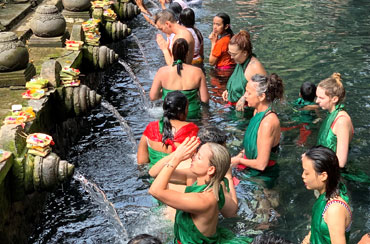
[212,34,235,68]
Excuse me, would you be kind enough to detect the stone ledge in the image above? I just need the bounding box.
[0,154,13,185]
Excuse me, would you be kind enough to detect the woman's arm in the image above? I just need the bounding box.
[137,135,149,164]
[149,68,164,101]
[149,152,196,185]
[231,116,278,171]
[208,32,218,66]
[198,71,210,103]
[325,203,348,244]
[334,115,352,168]
[220,167,238,218]
[149,137,213,214]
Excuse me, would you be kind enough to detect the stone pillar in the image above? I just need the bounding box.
[29,5,69,47]
[0,32,36,87]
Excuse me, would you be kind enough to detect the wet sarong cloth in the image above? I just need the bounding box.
[317,104,345,151]
[162,88,201,120]
[310,183,351,244]
[292,97,317,123]
[237,107,279,188]
[174,179,253,244]
[226,54,253,103]
[143,120,199,168]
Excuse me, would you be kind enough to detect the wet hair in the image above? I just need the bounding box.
[252,233,293,244]
[172,38,188,76]
[318,72,345,104]
[304,146,340,199]
[198,126,227,146]
[229,30,252,54]
[179,8,203,47]
[168,2,182,21]
[251,73,284,103]
[215,13,233,36]
[128,234,162,244]
[154,10,176,25]
[300,81,317,102]
[162,91,188,147]
[203,143,230,201]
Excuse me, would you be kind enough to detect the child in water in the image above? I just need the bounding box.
[292,81,320,123]
[282,81,320,145]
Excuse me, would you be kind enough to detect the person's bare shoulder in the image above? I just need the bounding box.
[249,57,266,75]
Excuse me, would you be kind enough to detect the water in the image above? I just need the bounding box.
[73,172,129,243]
[118,58,151,110]
[131,34,149,65]
[101,100,137,153]
[30,0,370,243]
[147,0,160,10]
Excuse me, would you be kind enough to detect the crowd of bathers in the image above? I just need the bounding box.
[128,0,369,243]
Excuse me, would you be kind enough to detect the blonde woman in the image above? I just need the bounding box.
[316,73,353,168]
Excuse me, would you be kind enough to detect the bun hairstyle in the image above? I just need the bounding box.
[172,38,188,76]
[304,146,340,199]
[162,91,188,147]
[251,73,284,103]
[215,13,233,36]
[229,30,252,54]
[318,72,345,104]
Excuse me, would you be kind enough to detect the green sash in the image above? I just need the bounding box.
[226,55,253,103]
[148,147,169,169]
[174,179,253,244]
[162,88,201,120]
[310,183,350,244]
[292,98,317,124]
[243,107,278,161]
[317,104,344,152]
[240,107,279,188]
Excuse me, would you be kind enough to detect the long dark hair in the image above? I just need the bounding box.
[179,8,203,48]
[172,38,188,76]
[162,91,188,147]
[216,12,233,37]
[305,146,341,199]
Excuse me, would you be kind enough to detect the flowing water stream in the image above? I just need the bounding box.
[30,0,370,243]
[131,34,149,66]
[73,172,129,243]
[101,100,137,153]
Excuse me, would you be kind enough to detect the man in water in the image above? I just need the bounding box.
[154,10,195,65]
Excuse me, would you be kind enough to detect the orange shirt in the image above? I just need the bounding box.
[212,34,235,68]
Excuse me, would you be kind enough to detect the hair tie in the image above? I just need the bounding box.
[172,59,183,66]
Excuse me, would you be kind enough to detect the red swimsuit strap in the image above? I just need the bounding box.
[331,115,354,134]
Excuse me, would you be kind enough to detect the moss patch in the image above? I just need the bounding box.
[28,47,65,74]
[0,88,28,122]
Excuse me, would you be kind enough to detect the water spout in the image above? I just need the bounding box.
[73,171,129,243]
[101,100,138,153]
[131,34,149,65]
[118,59,150,110]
